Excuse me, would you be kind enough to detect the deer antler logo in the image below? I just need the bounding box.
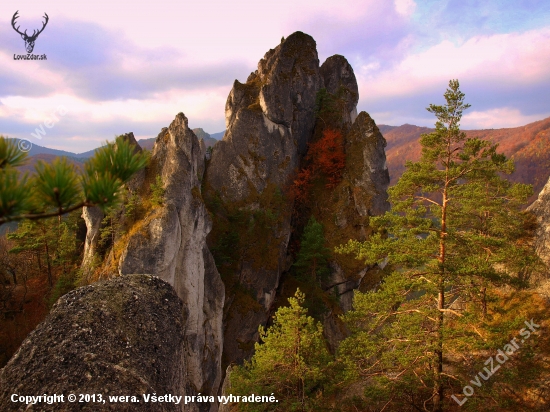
[11,11,49,54]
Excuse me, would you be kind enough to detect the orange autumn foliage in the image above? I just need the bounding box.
[291,168,313,203]
[307,129,346,188]
[290,129,346,203]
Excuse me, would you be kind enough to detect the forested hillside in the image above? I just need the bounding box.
[383,117,550,201]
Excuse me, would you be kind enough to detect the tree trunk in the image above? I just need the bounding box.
[433,185,448,412]
[433,283,445,412]
[44,241,53,288]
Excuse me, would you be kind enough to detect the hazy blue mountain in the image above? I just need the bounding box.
[210,131,225,140]
[6,129,224,161]
[6,138,80,158]
[73,148,97,158]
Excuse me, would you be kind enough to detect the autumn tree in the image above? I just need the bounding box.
[7,220,57,288]
[230,289,333,411]
[336,80,543,411]
[308,129,346,189]
[1,210,84,366]
[290,128,345,203]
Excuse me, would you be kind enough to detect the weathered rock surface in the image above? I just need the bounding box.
[207,32,322,203]
[344,112,390,218]
[528,175,550,266]
[117,113,224,407]
[204,32,324,365]
[81,205,103,280]
[204,31,367,365]
[257,32,322,155]
[319,54,359,126]
[0,275,188,412]
[311,112,390,350]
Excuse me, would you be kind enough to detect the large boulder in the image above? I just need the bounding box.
[0,275,188,412]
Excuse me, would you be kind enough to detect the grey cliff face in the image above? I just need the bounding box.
[320,112,390,350]
[204,32,324,365]
[208,32,322,203]
[320,54,360,126]
[204,31,368,365]
[117,113,224,408]
[206,32,360,203]
[345,112,390,218]
[257,32,322,155]
[528,176,550,266]
[0,275,187,412]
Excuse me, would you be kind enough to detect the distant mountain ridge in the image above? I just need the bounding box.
[7,128,224,159]
[10,116,550,201]
[379,116,550,200]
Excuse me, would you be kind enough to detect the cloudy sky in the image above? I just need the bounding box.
[1,0,549,152]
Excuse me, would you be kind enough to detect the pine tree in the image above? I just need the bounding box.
[0,135,148,225]
[230,289,332,411]
[336,80,543,411]
[150,174,165,207]
[293,216,331,283]
[8,220,57,287]
[7,213,83,290]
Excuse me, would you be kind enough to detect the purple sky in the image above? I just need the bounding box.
[1,0,550,152]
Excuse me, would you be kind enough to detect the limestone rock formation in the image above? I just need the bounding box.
[117,113,224,404]
[306,112,389,350]
[528,175,550,266]
[319,54,359,126]
[344,112,390,218]
[204,31,374,365]
[81,205,103,280]
[208,32,322,203]
[0,275,187,412]
[204,32,325,365]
